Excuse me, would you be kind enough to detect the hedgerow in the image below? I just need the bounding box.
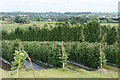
[3,40,116,68]
[2,40,68,67]
[103,44,119,65]
[2,22,84,42]
[65,42,119,67]
[2,40,21,62]
[23,41,68,67]
[65,42,106,68]
[2,21,118,45]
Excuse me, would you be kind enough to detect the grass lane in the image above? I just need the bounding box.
[1,64,118,78]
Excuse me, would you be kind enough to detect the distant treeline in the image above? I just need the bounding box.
[2,20,118,45]
[0,12,92,16]
[1,13,118,24]
[58,17,118,23]
[99,17,118,23]
[0,12,63,16]
[64,12,92,15]
[57,17,96,24]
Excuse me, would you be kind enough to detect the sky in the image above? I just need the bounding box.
[0,0,119,12]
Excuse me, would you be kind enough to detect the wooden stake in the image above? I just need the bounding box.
[19,42,21,51]
[18,43,35,79]
[16,42,22,78]
[62,41,64,68]
[22,50,34,69]
[100,44,102,69]
[22,50,36,80]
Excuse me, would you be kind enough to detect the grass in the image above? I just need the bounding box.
[1,21,56,32]
[1,20,118,32]
[100,23,118,27]
[1,64,118,78]
[104,64,119,71]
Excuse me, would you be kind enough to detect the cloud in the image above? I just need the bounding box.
[0,0,119,12]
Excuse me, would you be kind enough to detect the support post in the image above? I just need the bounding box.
[100,44,102,69]
[62,41,64,68]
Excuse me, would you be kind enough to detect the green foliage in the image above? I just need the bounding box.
[14,16,30,24]
[15,27,24,34]
[107,18,114,23]
[36,18,42,21]
[106,27,118,45]
[2,30,8,36]
[2,40,107,68]
[3,20,117,44]
[2,40,22,62]
[57,16,98,25]
[23,41,68,67]
[2,40,68,67]
[68,17,92,25]
[2,22,85,42]
[65,42,106,68]
[103,44,119,64]
[100,20,107,23]
[11,50,27,70]
[2,40,118,68]
[85,20,101,43]
[99,17,117,23]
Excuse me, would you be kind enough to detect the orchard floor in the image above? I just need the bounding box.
[1,65,119,78]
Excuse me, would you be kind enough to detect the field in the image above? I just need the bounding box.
[1,64,118,78]
[1,17,119,79]
[1,21,118,32]
[100,23,118,27]
[1,21,56,32]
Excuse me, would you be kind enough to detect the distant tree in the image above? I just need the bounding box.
[106,27,117,45]
[43,24,48,28]
[74,23,85,41]
[36,18,42,21]
[33,24,37,26]
[100,25,109,43]
[49,25,53,28]
[15,27,24,34]
[107,18,113,23]
[14,16,30,24]
[2,30,8,36]
[100,20,107,23]
[85,20,101,42]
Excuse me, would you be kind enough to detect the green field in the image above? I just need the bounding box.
[1,20,119,79]
[100,23,118,27]
[1,64,118,78]
[1,21,56,32]
[1,20,118,32]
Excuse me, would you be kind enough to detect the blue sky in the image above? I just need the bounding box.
[0,0,119,12]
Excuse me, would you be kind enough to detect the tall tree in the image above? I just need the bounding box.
[14,16,30,24]
[106,27,117,45]
[85,20,101,43]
